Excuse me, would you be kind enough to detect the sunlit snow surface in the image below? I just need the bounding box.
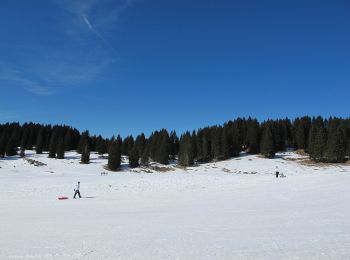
[1,151,350,259]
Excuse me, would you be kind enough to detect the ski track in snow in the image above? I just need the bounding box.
[1,151,350,259]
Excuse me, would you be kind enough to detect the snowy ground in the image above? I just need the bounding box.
[1,151,350,259]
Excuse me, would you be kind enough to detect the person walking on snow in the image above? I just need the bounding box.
[73,181,81,199]
[275,166,279,178]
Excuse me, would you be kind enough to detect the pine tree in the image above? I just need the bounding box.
[135,133,147,158]
[221,127,230,160]
[0,135,6,158]
[246,119,260,154]
[35,128,44,154]
[211,127,222,160]
[191,131,197,160]
[178,132,194,166]
[64,130,73,151]
[129,146,140,168]
[260,125,275,158]
[20,133,26,158]
[78,131,89,154]
[141,145,149,165]
[96,136,107,155]
[295,123,306,150]
[325,127,346,163]
[169,130,179,159]
[56,137,65,159]
[5,137,17,156]
[156,131,170,164]
[308,121,327,162]
[48,131,58,158]
[108,141,121,171]
[81,142,90,164]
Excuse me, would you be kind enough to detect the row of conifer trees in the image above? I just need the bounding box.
[0,116,349,170]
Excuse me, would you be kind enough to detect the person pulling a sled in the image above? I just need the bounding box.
[73,181,81,199]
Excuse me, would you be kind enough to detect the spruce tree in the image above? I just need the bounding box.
[179,132,194,166]
[211,127,222,160]
[246,119,260,154]
[221,127,230,160]
[48,132,58,158]
[260,125,275,158]
[135,133,147,158]
[64,130,73,151]
[191,131,197,160]
[141,146,149,166]
[36,128,44,154]
[108,141,121,171]
[81,142,90,164]
[308,122,327,162]
[0,135,6,158]
[5,137,17,156]
[56,137,65,159]
[96,136,107,155]
[156,131,170,164]
[295,123,306,150]
[78,131,89,154]
[169,130,179,159]
[129,146,140,168]
[325,127,346,163]
[20,134,26,158]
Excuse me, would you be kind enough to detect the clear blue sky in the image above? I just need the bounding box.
[1,0,349,137]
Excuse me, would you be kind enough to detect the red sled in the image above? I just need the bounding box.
[58,197,69,200]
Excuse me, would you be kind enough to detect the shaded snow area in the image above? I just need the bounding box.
[1,151,350,259]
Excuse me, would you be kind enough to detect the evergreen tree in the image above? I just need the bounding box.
[295,123,306,149]
[169,130,179,159]
[325,127,346,163]
[108,141,121,171]
[64,130,73,151]
[78,131,89,154]
[135,133,147,157]
[246,119,260,154]
[211,127,222,160]
[129,146,140,168]
[141,146,150,166]
[0,135,6,158]
[156,131,170,164]
[191,131,197,160]
[35,127,44,154]
[260,125,275,158]
[5,137,17,156]
[178,132,194,166]
[20,133,27,158]
[122,136,134,156]
[308,120,327,162]
[81,142,90,164]
[56,137,65,159]
[48,131,58,158]
[96,136,108,155]
[221,127,230,160]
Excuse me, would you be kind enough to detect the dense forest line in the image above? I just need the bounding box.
[0,116,349,170]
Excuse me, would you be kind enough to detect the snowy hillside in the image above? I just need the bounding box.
[1,151,350,259]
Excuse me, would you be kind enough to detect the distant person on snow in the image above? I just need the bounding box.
[275,166,279,178]
[73,181,81,199]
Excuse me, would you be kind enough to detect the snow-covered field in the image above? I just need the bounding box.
[1,151,350,260]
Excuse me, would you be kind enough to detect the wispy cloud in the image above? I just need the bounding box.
[0,66,55,96]
[0,0,133,96]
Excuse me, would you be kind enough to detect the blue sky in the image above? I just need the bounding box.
[1,0,349,137]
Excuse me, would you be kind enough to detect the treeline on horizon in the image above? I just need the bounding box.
[0,116,349,170]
